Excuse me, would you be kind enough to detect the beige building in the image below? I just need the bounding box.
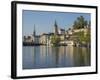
[40,33,49,45]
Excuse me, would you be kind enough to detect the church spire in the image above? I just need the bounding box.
[55,20,57,28]
[54,20,58,35]
[33,24,36,36]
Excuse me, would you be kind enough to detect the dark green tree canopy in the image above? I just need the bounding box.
[73,16,90,29]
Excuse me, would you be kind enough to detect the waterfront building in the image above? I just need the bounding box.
[59,40,74,46]
[23,21,90,46]
[34,35,40,44]
[23,25,40,44]
[40,33,49,45]
[23,35,34,43]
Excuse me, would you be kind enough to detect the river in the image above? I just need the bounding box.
[23,46,90,69]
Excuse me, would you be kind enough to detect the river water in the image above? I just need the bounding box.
[23,46,90,69]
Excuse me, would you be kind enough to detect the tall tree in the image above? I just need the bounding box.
[84,20,88,28]
[73,16,88,29]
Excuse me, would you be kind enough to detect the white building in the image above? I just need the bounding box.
[59,40,74,46]
[58,28,65,34]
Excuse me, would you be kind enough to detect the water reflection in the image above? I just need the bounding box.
[23,46,90,69]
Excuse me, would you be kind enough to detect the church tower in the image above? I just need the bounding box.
[54,20,58,35]
[33,24,36,37]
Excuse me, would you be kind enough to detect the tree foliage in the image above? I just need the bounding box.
[50,35,60,46]
[74,30,90,44]
[73,16,89,29]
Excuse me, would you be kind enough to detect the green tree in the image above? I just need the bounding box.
[73,31,84,43]
[84,29,91,43]
[84,20,88,27]
[73,16,89,29]
[50,35,60,46]
[74,30,90,45]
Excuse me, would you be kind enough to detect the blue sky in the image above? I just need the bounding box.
[22,10,90,36]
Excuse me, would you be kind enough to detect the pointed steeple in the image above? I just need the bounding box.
[33,24,36,36]
[54,20,58,35]
[54,20,57,28]
[64,27,66,39]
